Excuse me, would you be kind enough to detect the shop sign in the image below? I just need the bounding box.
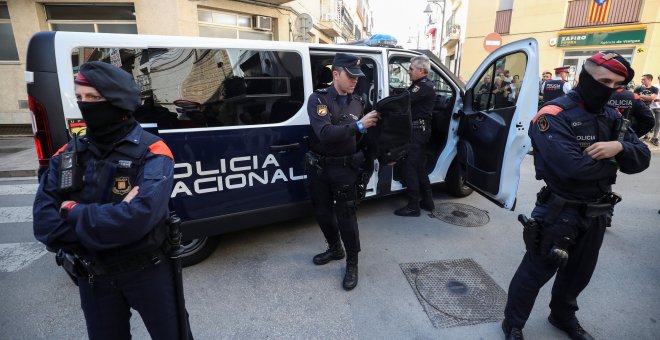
[557,29,646,47]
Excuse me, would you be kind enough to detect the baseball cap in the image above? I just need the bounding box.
[332,53,365,77]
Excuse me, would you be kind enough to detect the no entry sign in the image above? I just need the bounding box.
[483,32,503,53]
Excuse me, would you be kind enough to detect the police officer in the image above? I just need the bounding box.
[33,61,193,339]
[501,52,650,340]
[394,55,436,216]
[608,87,655,137]
[306,53,379,291]
[541,66,571,104]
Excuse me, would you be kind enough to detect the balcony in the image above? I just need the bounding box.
[319,0,342,37]
[495,9,511,35]
[442,24,460,47]
[565,0,642,28]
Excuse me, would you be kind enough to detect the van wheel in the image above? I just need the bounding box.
[446,159,473,197]
[180,236,220,267]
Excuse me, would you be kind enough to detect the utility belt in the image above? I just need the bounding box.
[55,246,167,286]
[412,118,430,132]
[537,186,621,222]
[305,151,364,173]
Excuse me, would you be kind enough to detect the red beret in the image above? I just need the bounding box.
[74,72,91,86]
[587,52,634,82]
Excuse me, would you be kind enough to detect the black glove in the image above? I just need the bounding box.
[548,236,572,268]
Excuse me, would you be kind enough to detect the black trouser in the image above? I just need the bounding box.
[78,256,193,340]
[402,128,431,202]
[307,162,361,253]
[504,201,609,329]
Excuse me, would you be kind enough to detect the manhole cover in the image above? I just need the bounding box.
[432,203,489,227]
[415,263,497,320]
[400,258,507,328]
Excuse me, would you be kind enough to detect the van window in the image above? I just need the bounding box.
[472,52,527,111]
[71,47,305,128]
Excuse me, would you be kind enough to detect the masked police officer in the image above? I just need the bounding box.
[608,87,655,137]
[501,52,650,340]
[541,66,571,104]
[306,53,379,291]
[394,55,436,216]
[33,61,193,339]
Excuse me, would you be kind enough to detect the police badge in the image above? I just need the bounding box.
[317,105,328,116]
[412,85,420,93]
[112,176,132,195]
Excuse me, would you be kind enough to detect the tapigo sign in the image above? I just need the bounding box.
[558,29,646,47]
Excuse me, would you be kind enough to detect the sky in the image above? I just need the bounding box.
[370,0,434,49]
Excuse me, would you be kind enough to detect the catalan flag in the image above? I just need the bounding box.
[588,0,611,23]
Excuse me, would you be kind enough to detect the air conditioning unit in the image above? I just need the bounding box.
[253,16,272,31]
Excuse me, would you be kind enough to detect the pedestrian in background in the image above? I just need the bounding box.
[502,52,650,340]
[635,74,659,145]
[306,53,380,291]
[33,61,193,339]
[394,55,436,217]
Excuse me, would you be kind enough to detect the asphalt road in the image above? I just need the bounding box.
[1,155,659,339]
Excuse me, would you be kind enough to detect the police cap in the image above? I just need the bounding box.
[332,53,365,77]
[554,66,570,74]
[75,61,140,112]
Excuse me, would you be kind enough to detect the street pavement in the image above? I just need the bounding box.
[0,138,658,339]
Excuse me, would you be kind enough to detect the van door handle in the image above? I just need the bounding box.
[270,143,301,152]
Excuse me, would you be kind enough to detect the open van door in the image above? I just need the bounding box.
[456,38,539,210]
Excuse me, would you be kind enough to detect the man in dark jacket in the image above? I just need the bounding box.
[33,61,192,340]
[608,87,655,137]
[306,53,379,291]
[502,52,650,340]
[394,55,436,216]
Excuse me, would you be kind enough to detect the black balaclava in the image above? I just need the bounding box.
[75,61,140,147]
[77,101,135,145]
[575,68,618,113]
[575,51,634,113]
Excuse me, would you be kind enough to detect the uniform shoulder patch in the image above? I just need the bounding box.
[531,105,563,123]
[536,115,550,132]
[317,105,328,116]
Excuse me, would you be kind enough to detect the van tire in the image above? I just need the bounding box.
[180,236,220,267]
[446,159,473,197]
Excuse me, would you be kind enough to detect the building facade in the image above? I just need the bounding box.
[0,0,372,128]
[462,0,659,84]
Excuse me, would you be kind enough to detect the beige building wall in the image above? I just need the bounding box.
[462,0,660,83]
[1,0,368,126]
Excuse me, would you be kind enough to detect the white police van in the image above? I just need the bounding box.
[26,31,538,266]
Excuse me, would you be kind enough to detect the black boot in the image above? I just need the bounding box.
[548,314,594,340]
[394,199,420,217]
[420,188,435,211]
[342,252,358,291]
[312,242,345,265]
[502,319,524,340]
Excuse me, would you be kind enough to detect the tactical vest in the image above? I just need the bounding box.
[607,90,634,119]
[542,79,566,103]
[58,131,169,263]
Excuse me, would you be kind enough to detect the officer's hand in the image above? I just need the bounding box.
[584,141,623,160]
[122,186,140,203]
[360,110,380,129]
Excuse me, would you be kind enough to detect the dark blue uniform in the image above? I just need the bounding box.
[33,125,190,340]
[542,79,567,103]
[306,85,365,253]
[608,88,655,137]
[402,77,435,208]
[504,91,650,329]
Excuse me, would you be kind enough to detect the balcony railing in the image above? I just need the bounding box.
[495,9,512,35]
[565,0,642,28]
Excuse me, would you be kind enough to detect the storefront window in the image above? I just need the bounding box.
[0,2,19,61]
